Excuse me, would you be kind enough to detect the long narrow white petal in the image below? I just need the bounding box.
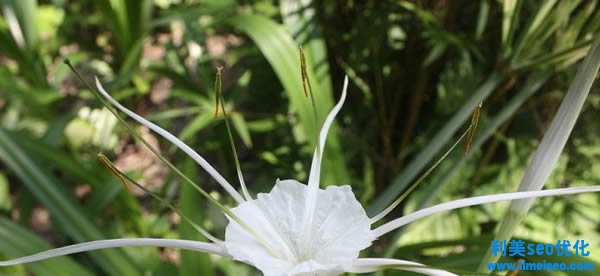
[510,37,600,212]
[300,76,349,255]
[348,258,458,276]
[374,185,600,237]
[95,78,245,204]
[0,238,229,266]
[307,76,349,189]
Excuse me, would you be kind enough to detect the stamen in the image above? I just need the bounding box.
[299,46,321,151]
[98,152,130,190]
[299,46,309,97]
[214,67,222,117]
[464,102,482,154]
[214,67,252,201]
[98,153,223,244]
[370,125,472,223]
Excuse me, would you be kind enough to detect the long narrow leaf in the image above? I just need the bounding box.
[179,159,214,276]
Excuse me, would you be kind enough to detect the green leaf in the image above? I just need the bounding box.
[96,0,152,70]
[231,112,252,148]
[179,159,214,276]
[179,112,215,142]
[5,0,38,50]
[0,173,11,210]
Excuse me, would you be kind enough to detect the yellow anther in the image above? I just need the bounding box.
[98,153,130,190]
[464,101,482,154]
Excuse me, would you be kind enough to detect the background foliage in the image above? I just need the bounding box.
[0,0,599,275]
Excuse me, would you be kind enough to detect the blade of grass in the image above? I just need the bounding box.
[179,159,214,276]
[2,1,48,87]
[4,0,37,50]
[511,0,582,64]
[513,38,593,71]
[501,0,522,57]
[510,0,558,60]
[475,0,490,40]
[96,0,152,71]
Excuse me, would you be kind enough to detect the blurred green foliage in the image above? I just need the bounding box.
[0,0,599,275]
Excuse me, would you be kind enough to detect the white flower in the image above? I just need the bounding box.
[2,76,600,276]
[226,180,373,275]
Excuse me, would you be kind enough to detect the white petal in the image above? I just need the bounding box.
[510,38,600,211]
[288,260,344,276]
[0,238,228,266]
[306,76,349,189]
[225,179,373,276]
[348,258,458,276]
[374,185,600,237]
[301,76,348,256]
[95,78,245,204]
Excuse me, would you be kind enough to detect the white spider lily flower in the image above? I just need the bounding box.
[2,76,600,276]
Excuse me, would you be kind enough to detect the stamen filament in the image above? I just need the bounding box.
[215,67,252,201]
[370,125,472,223]
[98,153,223,244]
[214,68,221,117]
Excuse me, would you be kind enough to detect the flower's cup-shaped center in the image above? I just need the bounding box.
[225,180,374,276]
